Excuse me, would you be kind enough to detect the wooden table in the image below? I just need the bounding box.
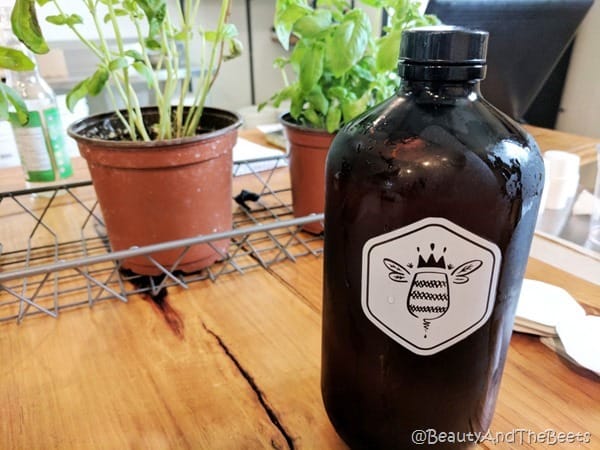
[0,127,599,449]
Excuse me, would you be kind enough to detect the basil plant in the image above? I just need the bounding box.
[4,0,242,141]
[261,0,438,133]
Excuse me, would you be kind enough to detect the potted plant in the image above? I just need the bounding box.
[8,0,243,275]
[261,0,437,233]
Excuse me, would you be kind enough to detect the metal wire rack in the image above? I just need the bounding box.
[0,155,324,324]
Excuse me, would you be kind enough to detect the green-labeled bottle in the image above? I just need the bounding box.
[322,26,544,449]
[1,9,73,187]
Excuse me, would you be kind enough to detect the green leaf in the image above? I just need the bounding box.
[134,0,166,18]
[124,49,144,61]
[424,14,441,26]
[293,9,332,37]
[204,30,218,42]
[0,83,28,124]
[46,13,83,26]
[393,0,410,19]
[87,68,109,96]
[205,24,237,44]
[307,86,328,115]
[328,86,348,100]
[351,62,375,82]
[273,56,289,70]
[145,38,161,50]
[0,89,8,122]
[134,0,166,43]
[290,86,304,119]
[67,14,84,26]
[325,104,341,133]
[299,42,323,93]
[261,84,295,110]
[66,79,89,112]
[325,10,371,77]
[290,39,310,73]
[133,61,154,87]
[108,57,129,71]
[12,0,49,54]
[0,46,35,71]
[357,0,387,6]
[375,30,401,73]
[224,38,243,61]
[45,14,66,25]
[122,0,139,14]
[342,91,370,122]
[317,0,350,21]
[173,29,190,41]
[303,108,321,128]
[274,2,311,51]
[104,7,130,23]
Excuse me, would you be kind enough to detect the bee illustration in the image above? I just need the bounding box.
[383,244,483,338]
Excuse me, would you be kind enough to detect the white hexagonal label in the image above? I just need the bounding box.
[362,217,501,356]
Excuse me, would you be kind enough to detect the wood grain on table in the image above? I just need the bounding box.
[0,126,599,449]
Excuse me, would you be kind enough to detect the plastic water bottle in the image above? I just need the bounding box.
[1,6,73,189]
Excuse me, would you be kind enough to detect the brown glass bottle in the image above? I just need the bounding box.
[322,27,544,449]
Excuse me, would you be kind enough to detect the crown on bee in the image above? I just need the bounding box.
[417,243,446,269]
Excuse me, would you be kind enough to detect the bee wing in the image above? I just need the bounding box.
[383,258,410,283]
[453,276,470,285]
[451,259,483,284]
[389,273,408,282]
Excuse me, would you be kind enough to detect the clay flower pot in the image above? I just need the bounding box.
[68,107,242,275]
[280,113,335,234]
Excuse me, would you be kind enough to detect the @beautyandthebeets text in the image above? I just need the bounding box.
[411,428,592,446]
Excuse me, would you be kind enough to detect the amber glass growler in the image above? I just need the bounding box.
[321,26,544,449]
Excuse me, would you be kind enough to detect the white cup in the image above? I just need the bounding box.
[542,150,580,210]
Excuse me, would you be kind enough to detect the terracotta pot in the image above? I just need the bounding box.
[68,107,242,275]
[280,113,335,234]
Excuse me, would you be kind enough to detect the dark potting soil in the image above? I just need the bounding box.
[75,108,232,141]
[80,118,212,141]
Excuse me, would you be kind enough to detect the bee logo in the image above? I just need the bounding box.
[383,243,483,338]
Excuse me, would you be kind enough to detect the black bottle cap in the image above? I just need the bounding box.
[399,26,489,81]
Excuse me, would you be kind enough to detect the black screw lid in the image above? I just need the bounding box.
[399,26,489,81]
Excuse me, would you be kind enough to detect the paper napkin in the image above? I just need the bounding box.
[556,315,600,376]
[514,279,586,336]
[515,279,600,375]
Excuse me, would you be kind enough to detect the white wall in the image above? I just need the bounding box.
[183,0,253,110]
[248,0,287,108]
[556,1,600,138]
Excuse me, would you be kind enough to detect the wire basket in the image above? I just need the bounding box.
[0,155,324,324]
